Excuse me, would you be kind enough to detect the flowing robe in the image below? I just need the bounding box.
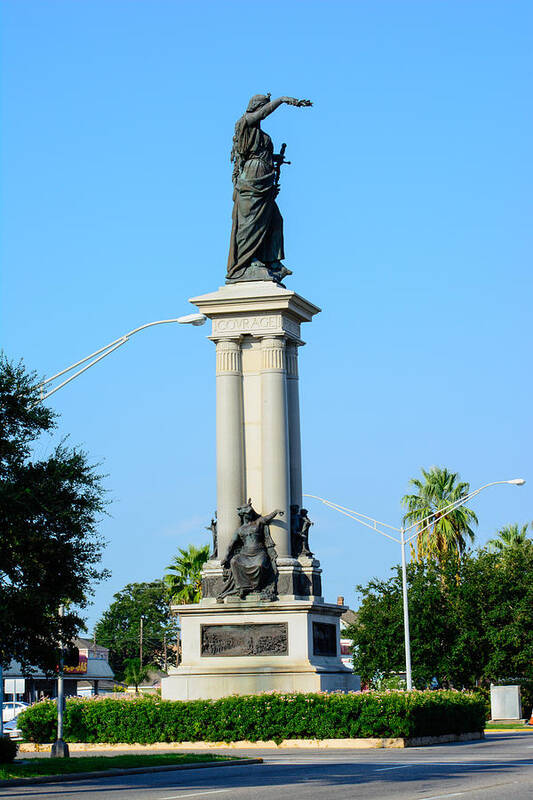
[219,520,278,598]
[227,122,284,279]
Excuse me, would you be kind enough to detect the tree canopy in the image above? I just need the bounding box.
[94,580,178,678]
[123,657,153,694]
[487,523,531,553]
[402,466,477,561]
[0,357,108,672]
[164,544,210,604]
[347,542,533,690]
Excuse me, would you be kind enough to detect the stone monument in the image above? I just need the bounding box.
[161,94,358,700]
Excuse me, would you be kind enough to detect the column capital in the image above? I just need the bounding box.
[260,335,286,372]
[260,333,287,344]
[209,332,244,345]
[216,338,242,375]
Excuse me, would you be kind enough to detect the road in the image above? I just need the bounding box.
[3,733,532,800]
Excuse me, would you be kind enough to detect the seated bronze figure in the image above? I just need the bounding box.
[218,500,283,601]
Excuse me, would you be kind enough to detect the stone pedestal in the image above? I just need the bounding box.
[162,600,359,701]
[161,281,358,700]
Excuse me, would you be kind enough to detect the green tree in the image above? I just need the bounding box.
[402,466,478,562]
[122,657,154,694]
[487,523,531,553]
[0,357,108,672]
[164,544,210,604]
[471,543,533,682]
[347,560,454,688]
[94,581,177,679]
[347,544,533,690]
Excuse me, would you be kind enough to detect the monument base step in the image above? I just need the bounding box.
[161,665,359,701]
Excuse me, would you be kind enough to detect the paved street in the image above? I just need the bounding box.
[2,733,533,800]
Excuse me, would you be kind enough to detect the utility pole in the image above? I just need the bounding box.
[51,605,69,758]
[139,616,144,668]
[163,634,168,673]
[400,527,413,690]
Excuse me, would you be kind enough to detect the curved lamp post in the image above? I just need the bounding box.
[305,478,525,690]
[34,314,207,405]
[7,313,206,747]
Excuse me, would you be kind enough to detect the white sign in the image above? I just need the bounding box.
[490,684,522,720]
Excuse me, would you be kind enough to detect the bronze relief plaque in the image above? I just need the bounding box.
[201,623,288,657]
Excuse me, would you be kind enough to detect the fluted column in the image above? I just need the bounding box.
[215,338,244,559]
[260,336,291,557]
[286,341,302,511]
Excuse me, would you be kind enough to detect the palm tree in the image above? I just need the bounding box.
[123,657,152,694]
[487,523,531,553]
[401,466,478,562]
[164,544,210,604]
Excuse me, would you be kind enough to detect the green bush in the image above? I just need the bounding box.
[471,687,491,720]
[0,735,18,763]
[17,691,485,744]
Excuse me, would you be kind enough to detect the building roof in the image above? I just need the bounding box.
[75,638,109,655]
[341,608,358,627]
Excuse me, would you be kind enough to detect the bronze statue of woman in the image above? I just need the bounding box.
[226,94,312,286]
[218,500,283,600]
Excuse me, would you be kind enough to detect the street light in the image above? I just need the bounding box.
[33,315,207,405]
[51,605,69,758]
[304,478,526,691]
[9,313,206,748]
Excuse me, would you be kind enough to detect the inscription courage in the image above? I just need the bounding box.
[215,316,278,332]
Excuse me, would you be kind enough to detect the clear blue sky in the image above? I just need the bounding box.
[1,1,531,632]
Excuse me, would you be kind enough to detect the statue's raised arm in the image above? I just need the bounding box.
[245,96,313,125]
[259,508,284,526]
[227,93,312,287]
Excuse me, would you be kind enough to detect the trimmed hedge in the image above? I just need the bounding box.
[17,691,485,744]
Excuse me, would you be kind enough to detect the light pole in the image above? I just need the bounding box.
[305,478,526,691]
[51,605,69,758]
[27,312,206,753]
[34,314,207,405]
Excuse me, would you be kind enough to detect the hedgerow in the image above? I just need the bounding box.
[17,690,485,744]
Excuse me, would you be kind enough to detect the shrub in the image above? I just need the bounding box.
[0,735,18,763]
[17,690,485,744]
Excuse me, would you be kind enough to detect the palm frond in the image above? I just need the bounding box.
[402,466,477,562]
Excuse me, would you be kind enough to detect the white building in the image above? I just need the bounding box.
[3,638,115,702]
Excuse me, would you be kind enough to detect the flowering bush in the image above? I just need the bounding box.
[17,690,485,744]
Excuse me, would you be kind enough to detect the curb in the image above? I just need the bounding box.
[0,757,263,788]
[18,731,484,753]
[485,728,533,733]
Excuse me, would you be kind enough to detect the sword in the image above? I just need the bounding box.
[273,142,291,187]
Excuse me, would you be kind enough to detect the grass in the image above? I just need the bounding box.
[0,752,237,781]
[485,722,533,730]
